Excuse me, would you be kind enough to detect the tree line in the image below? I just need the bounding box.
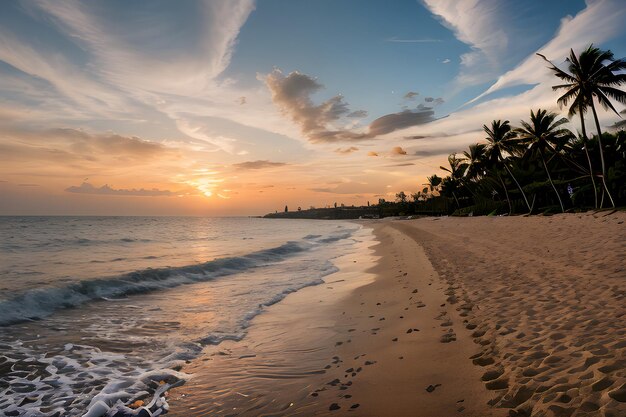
[390,45,625,216]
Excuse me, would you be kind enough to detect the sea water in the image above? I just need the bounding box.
[0,216,364,416]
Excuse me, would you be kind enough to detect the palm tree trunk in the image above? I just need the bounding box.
[503,164,532,213]
[541,151,565,213]
[497,173,512,214]
[590,102,616,208]
[579,104,598,208]
[459,179,479,203]
[452,191,460,208]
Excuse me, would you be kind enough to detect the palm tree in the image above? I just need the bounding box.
[515,109,574,213]
[538,45,626,208]
[440,153,464,207]
[461,143,487,183]
[482,120,532,213]
[440,153,464,181]
[425,174,442,195]
[395,191,408,203]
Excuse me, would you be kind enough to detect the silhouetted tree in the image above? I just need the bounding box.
[538,45,626,207]
[515,109,574,213]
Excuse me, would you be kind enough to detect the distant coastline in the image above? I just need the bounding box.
[263,206,380,220]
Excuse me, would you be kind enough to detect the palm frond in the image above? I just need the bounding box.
[598,86,626,105]
[594,90,622,115]
[556,86,580,108]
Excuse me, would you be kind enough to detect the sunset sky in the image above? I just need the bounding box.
[1,0,625,216]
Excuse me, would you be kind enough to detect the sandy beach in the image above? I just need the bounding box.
[169,212,625,416]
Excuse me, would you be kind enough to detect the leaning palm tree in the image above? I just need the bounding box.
[538,45,626,208]
[483,120,532,213]
[461,143,487,183]
[515,109,574,213]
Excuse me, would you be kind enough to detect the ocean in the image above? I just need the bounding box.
[0,216,367,416]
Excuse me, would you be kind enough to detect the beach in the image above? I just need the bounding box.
[169,212,626,416]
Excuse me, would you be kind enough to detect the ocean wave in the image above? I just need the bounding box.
[0,232,352,417]
[0,241,314,327]
[0,231,354,327]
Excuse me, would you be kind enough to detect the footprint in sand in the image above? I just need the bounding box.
[426,384,442,393]
[440,330,457,343]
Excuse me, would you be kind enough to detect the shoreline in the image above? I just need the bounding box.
[167,212,625,416]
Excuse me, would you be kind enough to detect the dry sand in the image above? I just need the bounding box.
[170,211,625,417]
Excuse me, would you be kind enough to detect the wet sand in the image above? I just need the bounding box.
[169,212,625,416]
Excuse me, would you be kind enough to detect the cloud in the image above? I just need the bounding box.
[442,58,451,64]
[391,146,408,156]
[334,147,359,154]
[31,0,255,96]
[368,109,436,136]
[264,69,368,142]
[422,0,510,85]
[367,151,379,157]
[310,182,383,194]
[414,144,468,157]
[385,163,415,167]
[403,91,419,100]
[65,182,175,196]
[470,0,626,104]
[0,0,266,157]
[0,127,173,166]
[232,160,288,170]
[347,110,368,118]
[0,29,133,118]
[266,69,444,142]
[48,128,167,156]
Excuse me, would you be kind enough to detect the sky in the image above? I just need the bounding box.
[1,0,625,216]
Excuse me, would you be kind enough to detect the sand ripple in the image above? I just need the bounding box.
[408,212,626,417]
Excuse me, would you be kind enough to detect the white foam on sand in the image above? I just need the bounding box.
[0,227,362,417]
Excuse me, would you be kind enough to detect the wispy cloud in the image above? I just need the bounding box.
[65,182,176,196]
[347,110,368,118]
[31,0,255,96]
[470,0,626,104]
[232,160,288,170]
[385,163,415,167]
[421,0,509,86]
[334,147,359,154]
[1,0,270,157]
